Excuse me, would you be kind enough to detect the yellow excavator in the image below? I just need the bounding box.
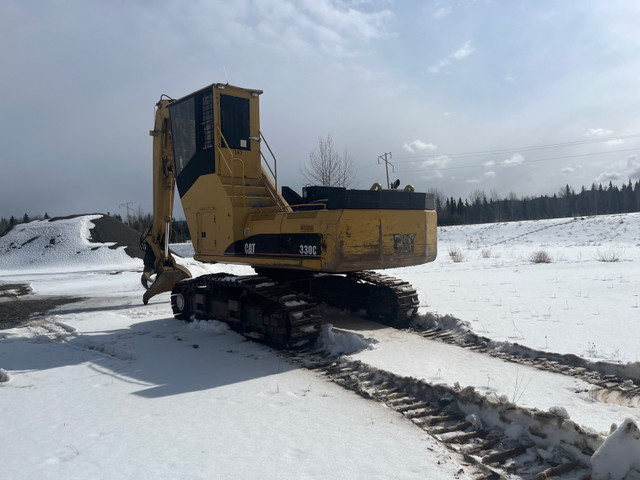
[141,83,437,347]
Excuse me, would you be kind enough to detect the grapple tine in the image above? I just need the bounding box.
[142,269,190,305]
[141,270,154,290]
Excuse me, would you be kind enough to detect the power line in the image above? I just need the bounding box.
[377,152,393,188]
[119,202,133,226]
[393,133,640,162]
[356,146,639,187]
[393,147,640,174]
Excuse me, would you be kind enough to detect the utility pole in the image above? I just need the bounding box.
[119,202,133,226]
[377,152,393,189]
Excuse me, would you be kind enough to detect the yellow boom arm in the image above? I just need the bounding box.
[140,99,191,304]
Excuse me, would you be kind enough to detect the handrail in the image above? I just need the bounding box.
[287,203,327,210]
[260,132,278,192]
[216,127,245,201]
[259,131,292,212]
[261,168,291,212]
[253,202,326,215]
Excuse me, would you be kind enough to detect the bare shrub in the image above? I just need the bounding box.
[448,247,465,263]
[529,250,552,264]
[596,246,624,263]
[481,249,492,259]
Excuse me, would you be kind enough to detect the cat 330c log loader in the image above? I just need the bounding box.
[141,83,437,348]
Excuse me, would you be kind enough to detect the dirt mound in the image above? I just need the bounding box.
[0,214,145,268]
[87,215,144,260]
[44,213,144,259]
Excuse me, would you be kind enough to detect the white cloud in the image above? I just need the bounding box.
[504,75,515,82]
[593,155,640,184]
[483,160,496,167]
[501,153,524,166]
[465,170,496,184]
[420,155,451,169]
[562,164,583,174]
[451,40,475,59]
[253,1,394,59]
[606,139,624,146]
[429,40,475,73]
[584,128,613,137]
[403,139,437,153]
[628,154,640,179]
[302,1,393,42]
[428,58,451,73]
[594,171,620,183]
[433,7,451,19]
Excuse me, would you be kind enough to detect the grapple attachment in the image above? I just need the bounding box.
[141,267,191,305]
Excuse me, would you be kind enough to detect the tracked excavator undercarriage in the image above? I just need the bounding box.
[141,82,437,348]
[168,270,419,348]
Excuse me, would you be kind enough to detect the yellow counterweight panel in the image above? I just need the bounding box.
[323,209,432,272]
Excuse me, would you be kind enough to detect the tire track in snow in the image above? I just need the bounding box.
[410,314,640,409]
[282,348,599,479]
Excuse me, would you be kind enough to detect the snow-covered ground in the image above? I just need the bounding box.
[1,214,639,478]
[391,213,640,365]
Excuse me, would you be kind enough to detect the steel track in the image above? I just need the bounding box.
[170,270,421,347]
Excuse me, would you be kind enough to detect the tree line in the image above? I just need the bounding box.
[434,179,640,226]
[110,211,190,243]
[3,179,639,237]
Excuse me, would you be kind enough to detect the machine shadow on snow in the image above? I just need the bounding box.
[52,300,149,316]
[324,313,390,333]
[1,315,297,399]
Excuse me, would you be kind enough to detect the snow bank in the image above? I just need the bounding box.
[457,385,604,466]
[187,319,232,335]
[591,418,640,480]
[318,324,375,355]
[0,215,140,272]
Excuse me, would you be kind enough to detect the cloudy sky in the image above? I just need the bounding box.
[2,0,640,219]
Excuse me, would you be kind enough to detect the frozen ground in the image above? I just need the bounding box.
[1,213,639,478]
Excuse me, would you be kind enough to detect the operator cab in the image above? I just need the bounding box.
[167,84,262,198]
